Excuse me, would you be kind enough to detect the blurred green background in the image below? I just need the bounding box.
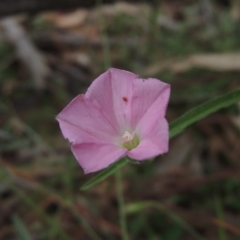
[1,0,240,239]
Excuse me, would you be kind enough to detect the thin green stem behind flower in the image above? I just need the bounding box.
[115,169,129,240]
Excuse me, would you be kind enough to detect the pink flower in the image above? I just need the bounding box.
[56,68,170,173]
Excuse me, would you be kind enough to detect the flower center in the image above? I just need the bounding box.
[121,131,140,151]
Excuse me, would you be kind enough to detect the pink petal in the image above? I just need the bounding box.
[85,68,137,133]
[72,143,127,173]
[127,115,169,160]
[56,95,119,144]
[131,78,170,128]
[56,68,171,173]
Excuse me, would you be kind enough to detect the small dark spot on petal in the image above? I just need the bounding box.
[122,97,128,102]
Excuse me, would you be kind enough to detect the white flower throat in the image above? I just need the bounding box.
[121,131,140,151]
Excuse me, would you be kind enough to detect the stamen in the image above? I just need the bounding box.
[121,131,140,151]
[121,131,133,142]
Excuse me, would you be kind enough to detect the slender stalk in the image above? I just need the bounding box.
[215,196,227,240]
[97,0,111,69]
[115,169,129,240]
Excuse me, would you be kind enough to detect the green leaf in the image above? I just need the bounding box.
[81,88,240,190]
[13,215,32,240]
[170,88,240,138]
[80,157,128,190]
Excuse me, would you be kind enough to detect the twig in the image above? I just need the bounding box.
[1,17,49,89]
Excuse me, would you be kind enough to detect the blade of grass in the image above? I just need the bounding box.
[97,0,111,70]
[170,88,240,138]
[81,88,240,190]
[0,169,71,240]
[0,168,103,240]
[214,196,227,240]
[13,215,32,240]
[81,158,128,190]
[126,201,206,240]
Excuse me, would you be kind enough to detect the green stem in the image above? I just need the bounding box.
[115,169,129,240]
[215,196,227,240]
[97,0,111,69]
